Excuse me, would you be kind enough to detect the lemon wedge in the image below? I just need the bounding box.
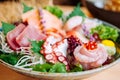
[102,40,116,56]
[102,40,115,47]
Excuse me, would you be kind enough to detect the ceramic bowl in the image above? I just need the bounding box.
[0,20,120,80]
[0,56,120,80]
[85,0,120,28]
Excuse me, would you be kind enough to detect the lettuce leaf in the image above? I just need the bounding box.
[91,24,119,41]
[32,63,66,73]
[49,63,66,73]
[32,63,52,72]
[0,53,23,65]
[2,22,15,35]
[44,6,63,18]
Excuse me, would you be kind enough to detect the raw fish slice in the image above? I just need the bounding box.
[6,23,26,50]
[16,25,46,47]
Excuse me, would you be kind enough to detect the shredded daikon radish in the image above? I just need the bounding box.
[16,47,32,55]
[14,55,45,71]
[0,32,14,53]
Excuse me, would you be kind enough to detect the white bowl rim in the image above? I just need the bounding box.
[0,57,120,77]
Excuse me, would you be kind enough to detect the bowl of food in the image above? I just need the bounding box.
[0,3,120,80]
[84,0,120,28]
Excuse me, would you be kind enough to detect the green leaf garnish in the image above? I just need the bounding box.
[32,63,66,73]
[91,24,119,41]
[32,63,52,72]
[22,3,33,13]
[0,53,23,65]
[67,3,86,20]
[31,40,44,54]
[2,22,15,35]
[49,63,66,73]
[116,32,120,46]
[44,6,63,18]
[70,64,83,72]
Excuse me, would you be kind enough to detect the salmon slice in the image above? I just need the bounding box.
[22,9,42,30]
[22,9,63,32]
[16,25,46,47]
[19,9,62,47]
[6,23,26,50]
[40,9,63,31]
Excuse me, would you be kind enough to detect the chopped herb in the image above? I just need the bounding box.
[22,3,33,13]
[1,22,15,35]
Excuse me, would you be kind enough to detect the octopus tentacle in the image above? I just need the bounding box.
[41,33,62,63]
[53,39,69,70]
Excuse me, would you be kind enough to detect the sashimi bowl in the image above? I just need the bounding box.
[0,4,120,80]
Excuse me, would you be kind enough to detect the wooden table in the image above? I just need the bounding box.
[0,6,120,80]
[0,62,120,80]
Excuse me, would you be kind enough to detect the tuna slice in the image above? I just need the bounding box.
[16,25,46,47]
[40,9,63,31]
[6,23,26,50]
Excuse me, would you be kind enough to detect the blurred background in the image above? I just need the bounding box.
[0,0,84,26]
[0,0,120,27]
[0,0,82,5]
[54,0,82,5]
